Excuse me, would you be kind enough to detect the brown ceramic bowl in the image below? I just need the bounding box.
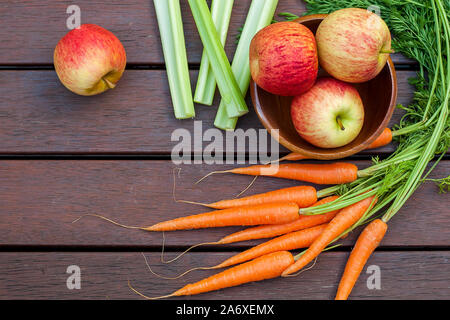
[251,14,398,160]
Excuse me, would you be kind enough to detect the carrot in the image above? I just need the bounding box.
[130,251,295,299]
[148,202,300,231]
[159,197,339,264]
[225,163,358,185]
[366,128,393,150]
[273,128,393,163]
[281,195,377,277]
[216,224,327,269]
[335,219,388,300]
[219,196,339,244]
[181,186,318,210]
[278,153,309,162]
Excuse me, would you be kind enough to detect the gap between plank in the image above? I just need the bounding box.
[0,245,448,253]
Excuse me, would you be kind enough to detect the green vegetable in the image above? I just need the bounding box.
[214,0,279,131]
[188,0,248,118]
[194,0,234,106]
[298,0,449,228]
[153,0,195,119]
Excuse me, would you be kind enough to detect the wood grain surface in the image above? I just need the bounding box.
[0,0,448,301]
[0,70,416,154]
[0,251,448,300]
[0,160,448,247]
[0,0,414,65]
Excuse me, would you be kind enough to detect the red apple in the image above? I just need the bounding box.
[291,78,365,148]
[250,21,318,96]
[54,24,127,96]
[316,8,392,83]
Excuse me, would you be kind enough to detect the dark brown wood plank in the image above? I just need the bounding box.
[0,70,416,154]
[0,251,448,299]
[0,160,448,247]
[0,0,413,65]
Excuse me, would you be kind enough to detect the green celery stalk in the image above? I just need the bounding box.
[154,0,195,119]
[214,0,279,131]
[188,0,248,118]
[194,0,234,106]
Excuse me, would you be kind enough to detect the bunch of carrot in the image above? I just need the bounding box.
[79,123,420,299]
[84,150,395,300]
[121,175,386,300]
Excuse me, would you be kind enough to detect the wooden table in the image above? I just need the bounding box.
[0,0,448,300]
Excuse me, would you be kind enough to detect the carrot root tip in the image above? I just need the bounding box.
[128,280,176,300]
[72,214,146,230]
[195,170,232,184]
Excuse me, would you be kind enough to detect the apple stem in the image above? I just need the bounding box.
[103,78,116,89]
[336,116,346,131]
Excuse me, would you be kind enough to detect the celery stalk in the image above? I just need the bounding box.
[188,0,248,118]
[194,0,234,106]
[214,0,279,131]
[154,0,195,119]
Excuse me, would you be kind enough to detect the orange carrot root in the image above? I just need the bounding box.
[216,224,327,269]
[281,195,377,277]
[131,251,295,299]
[219,196,339,244]
[335,219,388,300]
[272,128,392,164]
[147,202,301,232]
[175,251,294,297]
[190,186,318,210]
[230,163,358,185]
[366,128,393,150]
[279,153,310,162]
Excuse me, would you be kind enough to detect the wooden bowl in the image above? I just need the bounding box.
[251,14,398,160]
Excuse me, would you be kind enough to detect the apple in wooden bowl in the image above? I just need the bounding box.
[251,14,397,160]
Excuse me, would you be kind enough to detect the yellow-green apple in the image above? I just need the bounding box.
[316,8,392,83]
[250,21,318,96]
[54,24,127,96]
[291,78,365,148]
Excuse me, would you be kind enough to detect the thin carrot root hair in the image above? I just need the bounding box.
[158,228,219,265]
[195,170,232,184]
[171,167,216,207]
[128,280,176,300]
[195,170,258,197]
[262,158,282,166]
[161,241,221,264]
[142,253,215,280]
[282,257,318,278]
[179,176,258,206]
[235,176,258,198]
[172,167,182,203]
[72,214,146,230]
[176,199,211,207]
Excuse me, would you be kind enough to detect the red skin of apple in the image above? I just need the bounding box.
[291,78,365,149]
[250,21,318,96]
[54,24,127,96]
[316,8,392,83]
